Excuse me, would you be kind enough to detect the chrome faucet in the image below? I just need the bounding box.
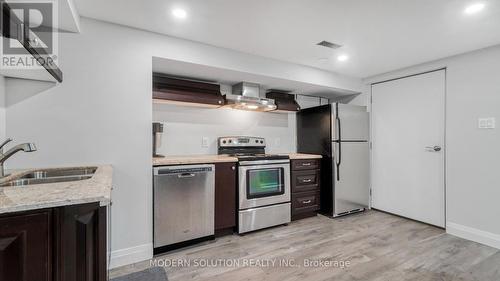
[0,139,37,177]
[0,138,12,151]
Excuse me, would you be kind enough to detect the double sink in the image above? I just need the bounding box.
[0,167,97,187]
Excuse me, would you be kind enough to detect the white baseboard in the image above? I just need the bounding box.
[447,222,500,250]
[109,243,153,269]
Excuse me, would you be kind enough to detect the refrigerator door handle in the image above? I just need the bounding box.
[336,116,342,166]
[336,113,342,181]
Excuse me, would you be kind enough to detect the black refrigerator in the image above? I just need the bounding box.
[297,103,370,217]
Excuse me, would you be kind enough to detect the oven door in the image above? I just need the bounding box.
[239,160,290,209]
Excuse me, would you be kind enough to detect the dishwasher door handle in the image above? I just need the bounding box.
[177,173,196,178]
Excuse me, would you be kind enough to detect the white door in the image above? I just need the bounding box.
[371,70,445,227]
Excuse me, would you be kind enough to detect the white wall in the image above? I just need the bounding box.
[152,91,338,156]
[154,104,296,155]
[3,18,362,268]
[363,45,500,249]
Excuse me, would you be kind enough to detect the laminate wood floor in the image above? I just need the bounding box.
[110,210,500,281]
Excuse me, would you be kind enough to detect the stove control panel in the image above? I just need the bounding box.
[218,136,265,147]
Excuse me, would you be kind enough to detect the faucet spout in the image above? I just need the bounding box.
[0,138,12,151]
[0,142,37,178]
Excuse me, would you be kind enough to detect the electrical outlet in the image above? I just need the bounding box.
[201,137,209,148]
[478,118,496,129]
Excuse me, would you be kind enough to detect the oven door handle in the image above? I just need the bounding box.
[238,160,290,166]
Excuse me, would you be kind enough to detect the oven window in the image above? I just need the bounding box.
[247,168,285,199]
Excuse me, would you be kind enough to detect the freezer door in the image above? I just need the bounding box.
[333,142,370,216]
[332,103,369,141]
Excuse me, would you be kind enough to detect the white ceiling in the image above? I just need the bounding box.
[75,0,500,78]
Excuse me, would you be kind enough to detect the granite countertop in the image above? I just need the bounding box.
[0,165,113,215]
[153,155,238,166]
[284,153,323,160]
[153,153,322,166]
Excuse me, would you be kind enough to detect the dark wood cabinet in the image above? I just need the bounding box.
[292,191,321,214]
[291,159,320,171]
[0,210,52,281]
[291,169,320,193]
[153,74,225,107]
[265,91,301,112]
[54,203,107,281]
[214,162,237,234]
[291,158,321,220]
[0,204,107,281]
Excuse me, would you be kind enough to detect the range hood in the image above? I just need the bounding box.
[225,82,277,112]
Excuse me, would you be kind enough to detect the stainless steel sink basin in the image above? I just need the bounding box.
[1,175,93,187]
[0,167,97,187]
[21,167,97,179]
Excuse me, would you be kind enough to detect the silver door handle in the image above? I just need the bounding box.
[178,173,195,178]
[302,179,312,183]
[302,200,312,204]
[302,163,312,166]
[425,146,442,152]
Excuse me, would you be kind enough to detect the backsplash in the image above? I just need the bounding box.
[153,103,297,155]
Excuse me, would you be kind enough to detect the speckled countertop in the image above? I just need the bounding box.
[153,155,238,166]
[0,165,113,214]
[283,153,323,160]
[153,153,322,166]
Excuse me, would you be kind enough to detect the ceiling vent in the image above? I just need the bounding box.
[316,41,342,49]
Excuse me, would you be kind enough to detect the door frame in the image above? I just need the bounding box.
[369,68,448,228]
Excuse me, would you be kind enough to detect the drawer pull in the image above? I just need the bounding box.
[302,200,312,204]
[302,163,312,166]
[302,179,312,183]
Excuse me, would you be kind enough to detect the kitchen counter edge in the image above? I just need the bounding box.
[0,165,113,215]
[153,153,322,166]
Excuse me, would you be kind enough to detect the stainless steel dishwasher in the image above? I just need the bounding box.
[153,164,215,252]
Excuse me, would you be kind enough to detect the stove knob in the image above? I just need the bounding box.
[255,140,259,143]
[260,140,264,144]
[229,140,232,143]
[222,140,227,144]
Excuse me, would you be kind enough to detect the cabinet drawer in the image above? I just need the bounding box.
[292,159,320,171]
[292,170,320,192]
[292,191,320,215]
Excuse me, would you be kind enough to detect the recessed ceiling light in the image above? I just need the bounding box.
[464,3,485,15]
[172,8,187,19]
[337,55,349,62]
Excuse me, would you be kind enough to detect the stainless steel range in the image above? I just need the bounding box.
[218,136,291,234]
